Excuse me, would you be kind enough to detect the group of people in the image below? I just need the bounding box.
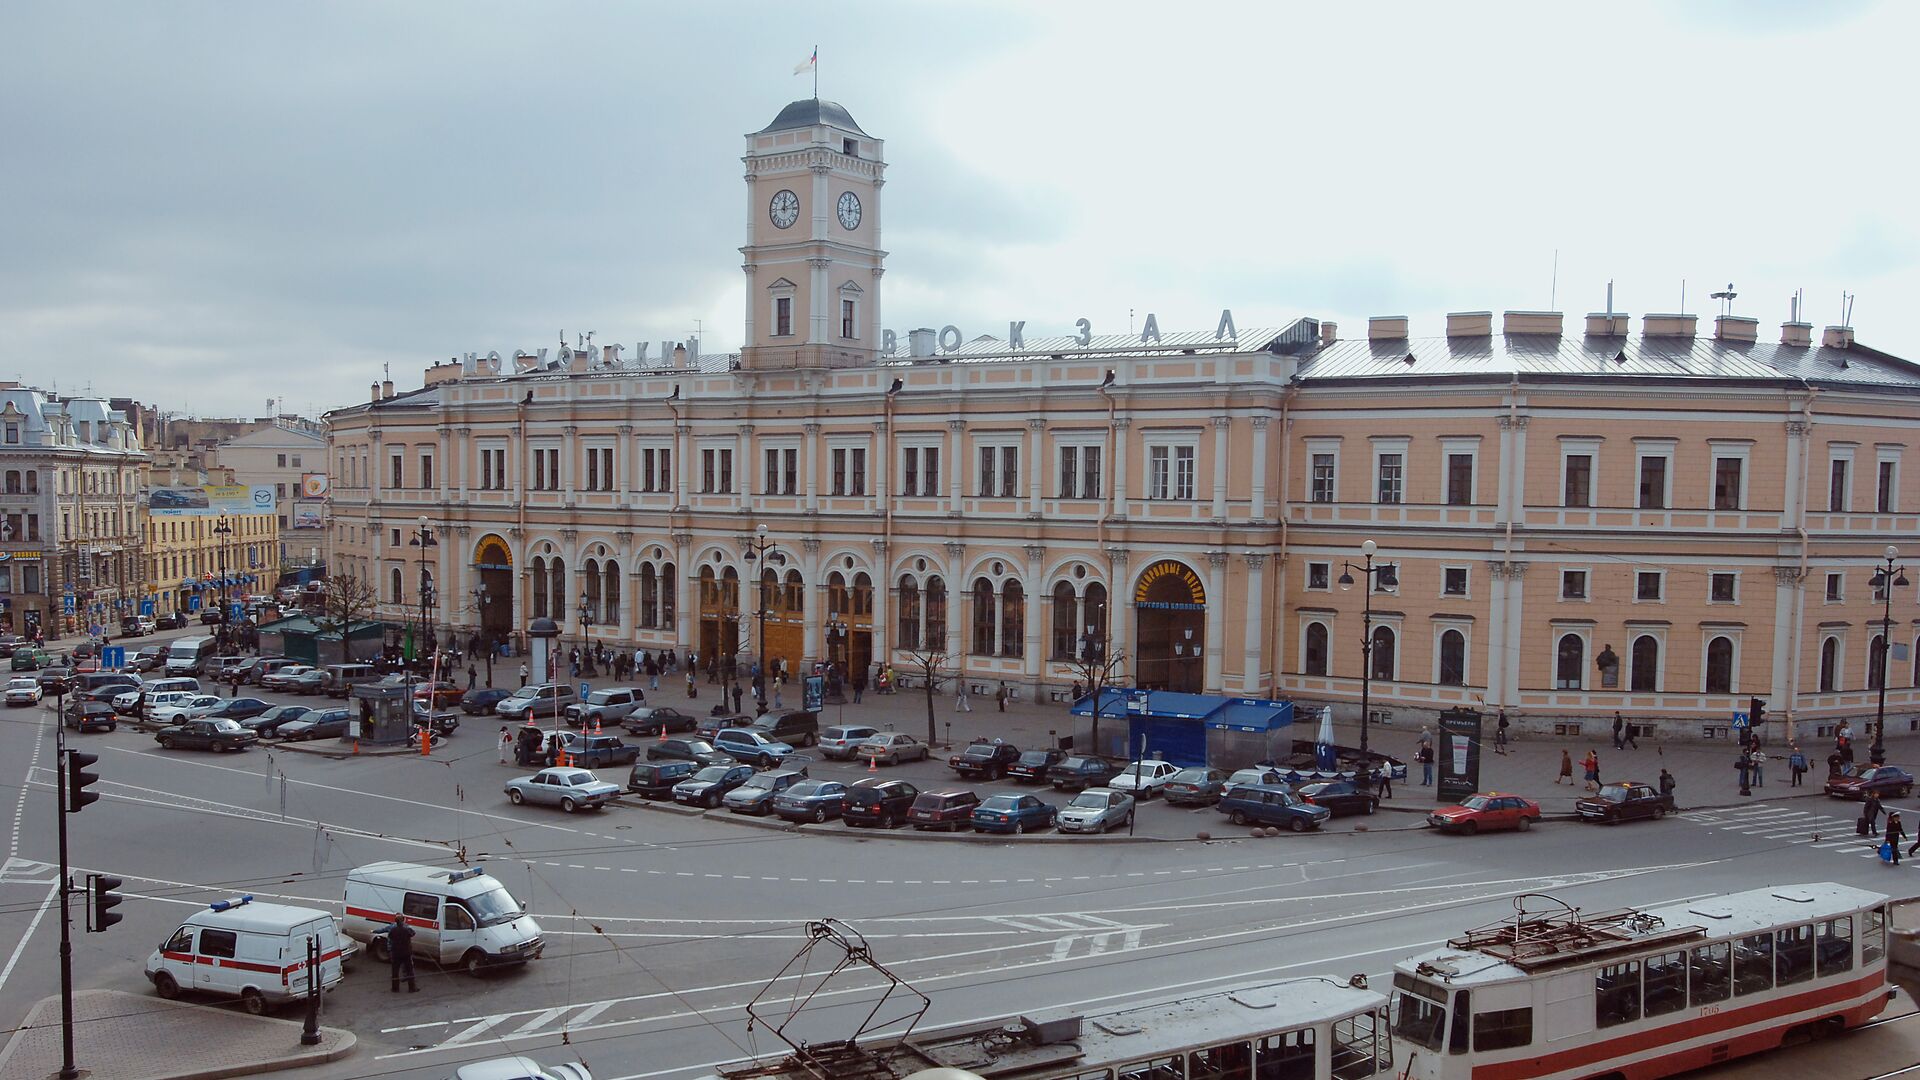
[1858,792,1919,866]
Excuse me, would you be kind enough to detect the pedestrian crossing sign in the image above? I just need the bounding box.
[1732,711,1750,729]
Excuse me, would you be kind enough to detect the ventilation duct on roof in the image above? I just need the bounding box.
[1713,316,1758,344]
[1503,311,1563,335]
[1446,312,1492,337]
[1780,321,1813,347]
[1822,325,1855,350]
[1642,313,1698,337]
[1586,312,1630,336]
[1368,316,1408,340]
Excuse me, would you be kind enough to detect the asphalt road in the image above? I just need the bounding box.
[2,666,1919,1080]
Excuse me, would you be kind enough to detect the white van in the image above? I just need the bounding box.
[165,635,216,675]
[144,895,344,1014]
[341,861,543,975]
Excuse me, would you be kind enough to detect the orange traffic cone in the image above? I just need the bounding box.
[867,754,878,774]
[352,738,359,755]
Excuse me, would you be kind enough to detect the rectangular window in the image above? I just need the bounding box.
[1307,562,1330,590]
[1311,453,1336,503]
[641,448,658,491]
[841,298,856,339]
[1174,445,1194,500]
[1148,446,1169,500]
[702,448,717,493]
[1710,573,1737,603]
[391,455,404,489]
[1878,461,1897,513]
[1443,567,1468,597]
[1864,908,1886,965]
[922,447,939,497]
[1817,916,1853,977]
[774,296,792,337]
[276,454,287,468]
[1636,571,1663,601]
[977,446,996,497]
[1564,454,1593,507]
[831,448,847,496]
[25,514,36,542]
[1595,960,1641,1028]
[1059,446,1078,499]
[850,448,867,495]
[1689,941,1732,1005]
[1776,924,1815,986]
[1000,446,1019,497]
[1830,459,1849,512]
[1446,453,1474,506]
[902,447,920,497]
[1826,572,1844,602]
[291,455,301,468]
[421,454,434,489]
[1714,457,1744,510]
[719,448,733,493]
[1473,1007,1533,1052]
[1643,950,1687,1017]
[1734,933,1774,996]
[765,447,782,494]
[198,928,238,959]
[1376,453,1403,504]
[1562,570,1588,600]
[586,450,600,491]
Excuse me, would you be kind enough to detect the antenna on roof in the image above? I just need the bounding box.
[1709,283,1737,317]
[1550,249,1558,310]
[1790,289,1802,324]
[1679,279,1686,316]
[1842,292,1855,329]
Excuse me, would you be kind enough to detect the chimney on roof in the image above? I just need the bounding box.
[1368,316,1408,340]
[1780,321,1813,347]
[381,380,394,399]
[671,342,689,367]
[1713,315,1759,344]
[1585,312,1630,336]
[1446,312,1493,338]
[1822,325,1855,349]
[908,328,936,358]
[370,382,381,403]
[1503,311,1563,335]
[1320,321,1338,346]
[1642,313,1698,338]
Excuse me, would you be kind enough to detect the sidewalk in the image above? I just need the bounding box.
[0,989,354,1080]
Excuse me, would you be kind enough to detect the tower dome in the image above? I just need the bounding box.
[758,98,867,135]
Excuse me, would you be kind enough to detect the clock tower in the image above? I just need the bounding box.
[740,99,886,370]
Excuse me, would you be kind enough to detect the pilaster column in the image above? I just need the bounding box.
[1204,550,1227,691]
[673,425,690,510]
[1242,552,1268,694]
[947,419,965,515]
[943,542,966,663]
[435,426,452,503]
[455,427,472,499]
[1023,544,1045,681]
[1108,547,1133,673]
[1773,565,1806,726]
[1211,416,1231,521]
[801,538,822,667]
[1250,416,1270,521]
[869,538,889,663]
[873,420,888,507]
[1110,419,1130,520]
[369,429,384,500]
[1027,419,1045,517]
[672,531,694,650]
[804,423,820,514]
[510,431,526,504]
[561,425,578,496]
[619,424,636,503]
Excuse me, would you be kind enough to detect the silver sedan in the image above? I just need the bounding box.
[504,767,621,813]
[1055,787,1136,834]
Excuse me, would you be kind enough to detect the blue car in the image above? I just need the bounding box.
[771,780,849,823]
[970,793,1057,834]
[713,727,796,768]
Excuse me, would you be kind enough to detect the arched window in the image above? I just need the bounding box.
[925,575,947,648]
[1705,636,1734,694]
[602,561,620,623]
[1438,629,1466,686]
[582,559,602,621]
[1370,625,1396,681]
[783,569,803,616]
[549,558,567,620]
[659,562,677,626]
[898,575,921,650]
[1868,633,1888,690]
[639,564,659,628]
[1304,622,1329,676]
[851,573,873,617]
[719,566,739,612]
[24,471,36,494]
[1084,583,1108,658]
[827,572,848,618]
[971,577,996,655]
[390,566,404,604]
[760,568,779,614]
[1555,634,1585,689]
[530,557,548,618]
[1819,637,1839,693]
[3,471,17,494]
[1051,582,1078,659]
[1001,580,1025,657]
[1630,635,1660,693]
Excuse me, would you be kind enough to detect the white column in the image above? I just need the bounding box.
[560,426,576,496]
[804,423,820,513]
[1211,415,1230,519]
[1485,562,1510,707]
[436,427,451,503]
[807,255,830,344]
[672,532,693,652]
[673,424,689,509]
[1503,564,1527,705]
[947,420,965,515]
[736,425,752,508]
[1204,551,1227,692]
[1111,418,1130,519]
[1110,548,1134,674]
[1027,419,1045,516]
[1771,566,1802,724]
[511,432,526,504]
[801,539,821,668]
[872,421,888,507]
[455,429,470,499]
[620,425,636,504]
[869,540,889,663]
[1023,545,1044,683]
[1242,553,1267,694]
[369,431,384,500]
[943,542,965,664]
[1250,417,1270,521]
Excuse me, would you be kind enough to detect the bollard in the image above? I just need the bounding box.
[421,728,432,756]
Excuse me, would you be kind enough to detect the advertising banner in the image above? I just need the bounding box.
[300,473,330,498]
[146,485,276,517]
[1436,706,1484,803]
[292,503,326,529]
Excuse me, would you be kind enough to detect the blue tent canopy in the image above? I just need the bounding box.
[1071,691,1294,766]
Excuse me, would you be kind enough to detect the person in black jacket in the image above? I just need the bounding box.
[384,914,418,993]
[1885,812,1905,866]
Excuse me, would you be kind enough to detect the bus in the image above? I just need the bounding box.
[1389,882,1893,1080]
[711,975,1394,1080]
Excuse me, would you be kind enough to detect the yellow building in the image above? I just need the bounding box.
[144,505,280,621]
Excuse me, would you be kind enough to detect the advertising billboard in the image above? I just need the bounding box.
[300,473,330,498]
[145,485,276,517]
[291,503,326,529]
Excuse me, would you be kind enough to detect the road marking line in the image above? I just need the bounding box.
[0,881,61,994]
[510,1007,569,1036]
[438,1014,507,1048]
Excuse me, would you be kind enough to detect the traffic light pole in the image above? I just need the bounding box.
[53,697,78,1080]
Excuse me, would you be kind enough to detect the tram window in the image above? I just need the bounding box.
[1817,917,1854,977]
[1186,1041,1251,1080]
[1333,1008,1392,1080]
[1471,1008,1533,1051]
[1733,933,1774,996]
[1595,961,1641,1028]
[1254,1027,1315,1080]
[1776,923,1815,986]
[1117,1056,1183,1080]
[1447,989,1472,1054]
[1390,991,1447,1053]
[1864,908,1886,965]
[1642,950,1687,1017]
[1688,941,1732,1005]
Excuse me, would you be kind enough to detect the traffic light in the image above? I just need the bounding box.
[65,751,101,814]
[1750,697,1766,727]
[88,873,123,932]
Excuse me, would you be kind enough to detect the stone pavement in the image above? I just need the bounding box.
[0,989,354,1080]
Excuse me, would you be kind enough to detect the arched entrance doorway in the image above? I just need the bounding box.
[698,564,742,679]
[1133,559,1206,692]
[473,534,514,649]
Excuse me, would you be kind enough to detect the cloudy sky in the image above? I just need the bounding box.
[4,1,1915,419]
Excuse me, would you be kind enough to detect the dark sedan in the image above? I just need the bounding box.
[971,793,1057,834]
[771,780,850,824]
[1296,780,1379,817]
[673,764,756,808]
[1048,756,1123,792]
[461,688,513,715]
[204,698,273,723]
[621,707,699,736]
[1575,782,1669,824]
[1825,765,1914,800]
[242,705,311,738]
[1006,748,1066,783]
[277,709,351,741]
[648,738,730,766]
[62,701,119,733]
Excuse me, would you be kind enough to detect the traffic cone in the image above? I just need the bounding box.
[352,738,359,755]
[421,729,432,756]
[867,754,877,774]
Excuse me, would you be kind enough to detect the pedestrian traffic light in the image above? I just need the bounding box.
[88,873,123,932]
[65,750,101,814]
[1750,697,1766,727]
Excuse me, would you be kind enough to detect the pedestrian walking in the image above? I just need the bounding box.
[1659,768,1676,810]
[731,683,743,714]
[1582,750,1601,793]
[518,662,529,688]
[852,673,865,704]
[467,664,478,690]
[1837,721,1855,765]
[773,685,784,710]
[1886,812,1906,865]
[1863,792,1884,837]
[1612,712,1625,751]
[996,682,1009,713]
[383,914,419,993]
[956,682,972,712]
[685,668,697,698]
[1558,750,1574,785]
[1375,767,1393,801]
[1750,747,1767,787]
[498,726,511,764]
[1495,712,1510,755]
[1788,745,1808,788]
[1415,731,1433,786]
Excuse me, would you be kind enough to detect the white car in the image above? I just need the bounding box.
[151,694,223,725]
[451,1057,591,1080]
[1107,759,1182,798]
[112,688,144,715]
[4,677,41,706]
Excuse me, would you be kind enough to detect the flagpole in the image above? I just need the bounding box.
[813,44,819,99]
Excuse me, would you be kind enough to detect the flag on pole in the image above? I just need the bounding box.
[793,47,816,76]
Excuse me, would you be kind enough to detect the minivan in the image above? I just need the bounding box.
[165,636,216,675]
[321,663,379,698]
[145,895,344,1013]
[753,709,820,748]
[341,861,543,975]
[496,683,577,721]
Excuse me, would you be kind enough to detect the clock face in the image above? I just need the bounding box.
[769,189,800,229]
[837,191,862,230]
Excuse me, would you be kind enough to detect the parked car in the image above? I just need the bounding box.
[242,704,312,737]
[714,727,795,768]
[1006,747,1067,783]
[1108,760,1182,799]
[673,764,757,808]
[5,677,42,706]
[234,657,288,684]
[260,665,314,692]
[907,789,980,832]
[1825,764,1915,800]
[695,713,754,743]
[1575,782,1670,824]
[771,779,850,823]
[1427,792,1542,835]
[62,701,119,733]
[620,706,698,736]
[505,767,621,813]
[461,688,513,716]
[1048,756,1124,792]
[971,793,1058,834]
[1296,780,1380,817]
[150,694,224,726]
[554,732,640,770]
[858,732,931,767]
[130,646,165,672]
[36,666,74,693]
[155,718,257,752]
[287,669,328,695]
[1216,784,1329,832]
[722,768,809,815]
[1163,767,1231,806]
[1056,788,1136,834]
[1223,768,1289,795]
[413,681,467,709]
[753,709,820,748]
[949,739,1022,780]
[496,683,578,722]
[842,778,919,829]
[204,698,273,723]
[626,759,699,800]
[276,708,352,741]
[818,724,882,761]
[409,702,461,737]
[79,681,140,706]
[566,687,646,729]
[647,738,729,767]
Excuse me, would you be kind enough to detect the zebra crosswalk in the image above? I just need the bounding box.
[1681,802,1911,860]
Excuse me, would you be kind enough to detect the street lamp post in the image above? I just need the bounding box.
[406,519,437,715]
[741,525,779,711]
[1869,545,1908,766]
[825,618,848,703]
[577,592,595,679]
[1337,540,1398,760]
[211,515,233,650]
[470,585,493,687]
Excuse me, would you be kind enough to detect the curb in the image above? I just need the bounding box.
[615,796,1167,842]
[0,989,355,1080]
[272,740,417,759]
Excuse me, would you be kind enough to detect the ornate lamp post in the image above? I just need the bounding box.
[1337,539,1399,759]
[211,515,233,649]
[577,591,595,678]
[740,524,780,707]
[406,518,436,708]
[1869,545,1908,766]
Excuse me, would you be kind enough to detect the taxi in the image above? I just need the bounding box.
[1426,791,1541,835]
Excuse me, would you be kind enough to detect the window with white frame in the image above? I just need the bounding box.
[1301,619,1331,676]
[1710,442,1751,511]
[1828,445,1855,513]
[419,451,434,490]
[1635,570,1664,602]
[1372,438,1408,505]
[1634,440,1674,509]
[1876,449,1901,514]
[768,279,796,337]
[900,444,940,498]
[1057,443,1102,499]
[1441,438,1478,506]
[1710,572,1738,604]
[1703,632,1739,694]
[584,446,614,491]
[841,297,858,339]
[1306,438,1340,503]
[701,447,734,494]
[530,447,560,491]
[1306,561,1330,590]
[639,445,672,493]
[975,441,1019,498]
[1145,436,1198,500]
[389,452,404,490]
[478,445,507,490]
[1561,438,1600,508]
[1442,566,1469,597]
[1826,571,1844,603]
[762,445,798,495]
[1435,624,1469,686]
[830,445,868,497]
[1561,569,1589,600]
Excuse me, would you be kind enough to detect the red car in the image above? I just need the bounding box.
[1825,765,1914,800]
[1427,792,1541,835]
[412,681,465,708]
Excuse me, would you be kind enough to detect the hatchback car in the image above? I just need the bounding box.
[1575,782,1669,824]
[648,738,729,767]
[1163,767,1231,806]
[555,732,640,770]
[819,724,882,761]
[842,778,919,829]
[627,759,699,800]
[1108,760,1182,799]
[505,767,621,813]
[276,709,351,741]
[1224,767,1288,793]
[287,669,328,695]
[1048,756,1123,792]
[151,694,223,726]
[1006,747,1067,783]
[772,780,850,823]
[1825,764,1915,800]
[4,677,41,706]
[949,739,1022,780]
[620,706,698,736]
[673,764,757,808]
[1296,780,1380,817]
[1427,792,1542,835]
[907,789,981,831]
[62,701,119,733]
[461,688,513,715]
[1216,785,1329,832]
[723,768,810,814]
[1056,788,1136,834]
[858,732,931,766]
[971,793,1058,834]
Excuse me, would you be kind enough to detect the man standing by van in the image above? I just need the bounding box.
[385,914,419,993]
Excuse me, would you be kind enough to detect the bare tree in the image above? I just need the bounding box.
[314,574,379,661]
[1059,648,1129,758]
[900,646,951,747]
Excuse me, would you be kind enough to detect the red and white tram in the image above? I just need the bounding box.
[1389,882,1895,1080]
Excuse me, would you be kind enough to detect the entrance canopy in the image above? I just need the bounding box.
[1070,690,1293,766]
